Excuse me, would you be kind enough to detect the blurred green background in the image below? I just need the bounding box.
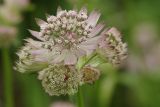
[0,0,160,107]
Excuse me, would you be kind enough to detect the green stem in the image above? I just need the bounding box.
[2,48,14,107]
[76,53,98,107]
[68,95,74,103]
[77,87,84,107]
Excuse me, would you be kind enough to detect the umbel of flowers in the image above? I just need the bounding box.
[15,7,127,96]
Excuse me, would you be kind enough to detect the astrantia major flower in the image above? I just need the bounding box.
[15,41,49,73]
[28,7,104,65]
[15,7,128,96]
[38,65,82,96]
[98,27,128,65]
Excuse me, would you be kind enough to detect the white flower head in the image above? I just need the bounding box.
[15,42,49,73]
[15,7,128,96]
[98,27,128,65]
[28,7,105,65]
[38,65,82,96]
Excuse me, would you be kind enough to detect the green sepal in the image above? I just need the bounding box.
[76,52,107,70]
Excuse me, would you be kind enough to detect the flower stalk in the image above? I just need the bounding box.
[77,87,84,107]
[76,53,98,107]
[2,48,14,107]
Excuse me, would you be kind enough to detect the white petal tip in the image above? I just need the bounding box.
[35,18,46,26]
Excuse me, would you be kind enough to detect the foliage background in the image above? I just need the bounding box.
[0,0,160,107]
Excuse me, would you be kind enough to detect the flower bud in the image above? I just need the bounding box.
[81,66,100,84]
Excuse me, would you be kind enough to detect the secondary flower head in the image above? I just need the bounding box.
[38,65,82,96]
[98,27,128,65]
[15,41,49,73]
